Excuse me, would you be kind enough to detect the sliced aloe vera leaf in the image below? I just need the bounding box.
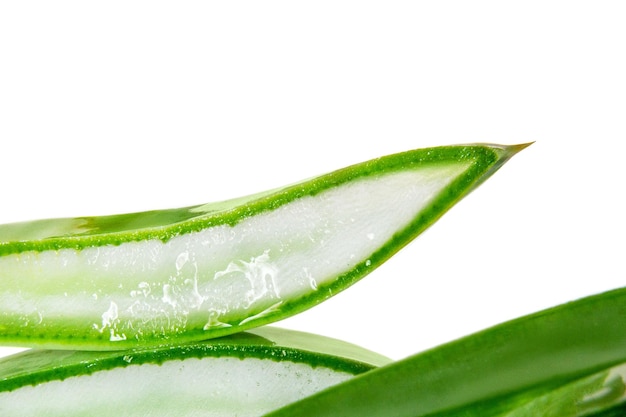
[0,326,389,417]
[264,287,626,417]
[0,143,527,349]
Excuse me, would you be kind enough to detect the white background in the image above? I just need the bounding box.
[0,1,624,361]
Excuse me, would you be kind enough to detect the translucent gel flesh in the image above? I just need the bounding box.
[0,357,354,417]
[0,163,469,342]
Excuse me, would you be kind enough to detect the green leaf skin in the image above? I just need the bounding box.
[0,143,527,350]
[0,326,390,416]
[264,287,626,417]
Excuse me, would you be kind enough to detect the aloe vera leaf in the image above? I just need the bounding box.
[0,326,389,416]
[264,287,626,417]
[0,143,527,350]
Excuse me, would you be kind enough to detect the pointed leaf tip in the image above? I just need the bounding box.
[484,142,533,158]
[463,142,530,193]
[507,141,534,155]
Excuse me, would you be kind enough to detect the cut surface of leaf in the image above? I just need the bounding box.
[0,326,389,416]
[0,143,527,349]
[264,287,626,417]
[497,362,626,417]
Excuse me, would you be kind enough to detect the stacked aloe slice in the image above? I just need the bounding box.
[0,327,390,416]
[2,143,623,416]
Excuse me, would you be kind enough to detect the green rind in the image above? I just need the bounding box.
[0,144,524,254]
[0,326,390,393]
[0,143,527,349]
[264,287,626,417]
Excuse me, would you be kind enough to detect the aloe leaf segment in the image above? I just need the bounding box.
[264,287,626,417]
[0,144,527,349]
[0,326,389,417]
